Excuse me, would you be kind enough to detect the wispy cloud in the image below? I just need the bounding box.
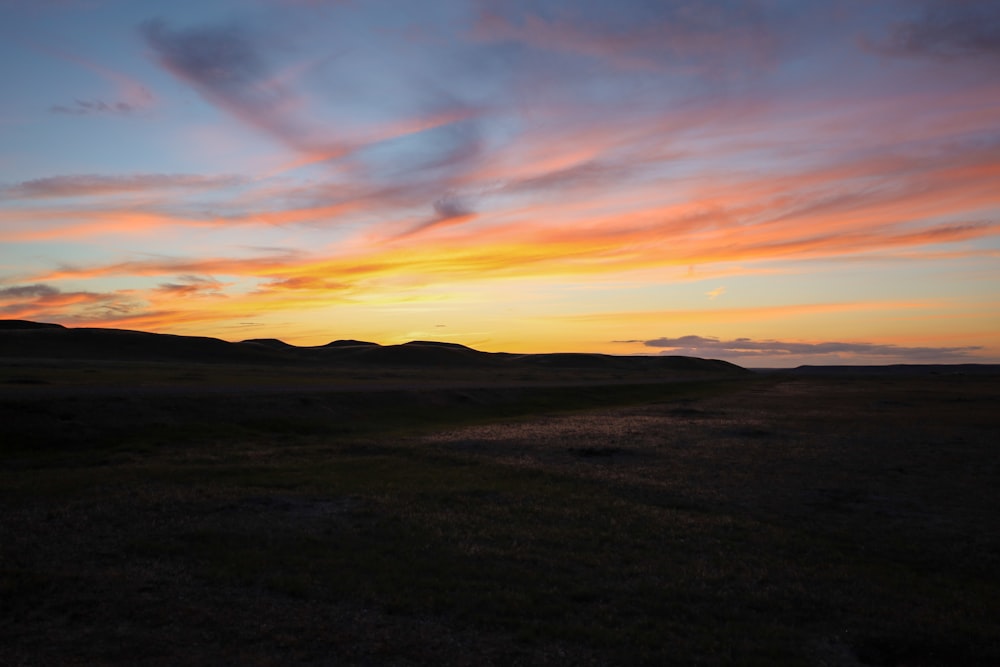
[30,250,302,282]
[42,49,155,116]
[139,14,484,183]
[2,1,998,359]
[50,99,142,115]
[641,334,983,363]
[154,275,229,297]
[256,276,351,292]
[0,209,213,243]
[0,283,142,321]
[141,18,346,160]
[397,194,477,238]
[875,0,1000,61]
[3,173,244,199]
[0,284,60,300]
[471,0,785,74]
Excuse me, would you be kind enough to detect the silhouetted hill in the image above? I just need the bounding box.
[0,320,749,374]
[783,364,1000,376]
[514,352,745,373]
[0,324,289,364]
[0,320,65,330]
[402,340,478,351]
[349,342,502,367]
[515,353,622,369]
[319,340,380,348]
[241,338,295,349]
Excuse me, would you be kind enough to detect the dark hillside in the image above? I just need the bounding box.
[241,338,295,349]
[402,340,478,351]
[319,339,380,348]
[0,320,65,330]
[515,352,747,374]
[0,320,747,374]
[347,342,503,367]
[0,325,289,364]
[784,364,1000,376]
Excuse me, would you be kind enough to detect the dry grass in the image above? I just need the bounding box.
[1,370,998,665]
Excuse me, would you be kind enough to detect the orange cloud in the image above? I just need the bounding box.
[8,16,1000,349]
[0,209,213,242]
[564,300,937,324]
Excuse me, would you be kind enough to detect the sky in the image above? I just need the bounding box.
[1,0,998,367]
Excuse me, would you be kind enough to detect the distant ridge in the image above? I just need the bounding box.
[318,339,380,348]
[783,364,1000,376]
[0,320,749,374]
[402,340,477,351]
[0,324,289,364]
[241,338,295,349]
[0,320,65,330]
[347,341,502,367]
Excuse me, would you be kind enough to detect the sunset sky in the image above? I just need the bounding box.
[1,0,998,366]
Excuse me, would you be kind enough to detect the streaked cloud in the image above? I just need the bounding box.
[641,335,983,363]
[398,195,477,238]
[0,0,997,363]
[876,0,1000,61]
[3,173,244,199]
[0,283,142,321]
[42,49,155,116]
[30,250,302,283]
[0,284,60,300]
[140,18,345,159]
[154,275,229,297]
[471,0,786,74]
[50,99,141,116]
[256,276,351,291]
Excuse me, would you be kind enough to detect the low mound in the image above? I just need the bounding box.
[0,320,65,330]
[513,353,747,374]
[653,355,748,373]
[241,338,295,349]
[0,320,749,374]
[349,343,501,367]
[0,325,288,364]
[319,340,380,348]
[785,364,1000,376]
[402,340,478,351]
[516,353,621,369]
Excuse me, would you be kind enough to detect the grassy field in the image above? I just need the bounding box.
[1,364,998,666]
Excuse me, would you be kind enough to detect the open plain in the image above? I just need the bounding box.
[1,328,998,666]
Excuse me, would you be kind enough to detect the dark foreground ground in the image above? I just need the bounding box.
[1,363,998,666]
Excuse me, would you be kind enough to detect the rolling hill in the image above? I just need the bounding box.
[0,320,748,374]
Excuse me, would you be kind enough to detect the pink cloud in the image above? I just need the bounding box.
[3,173,243,199]
[42,49,156,116]
[141,18,348,160]
[470,2,784,74]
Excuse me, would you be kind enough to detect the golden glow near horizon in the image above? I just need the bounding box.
[1,1,999,366]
